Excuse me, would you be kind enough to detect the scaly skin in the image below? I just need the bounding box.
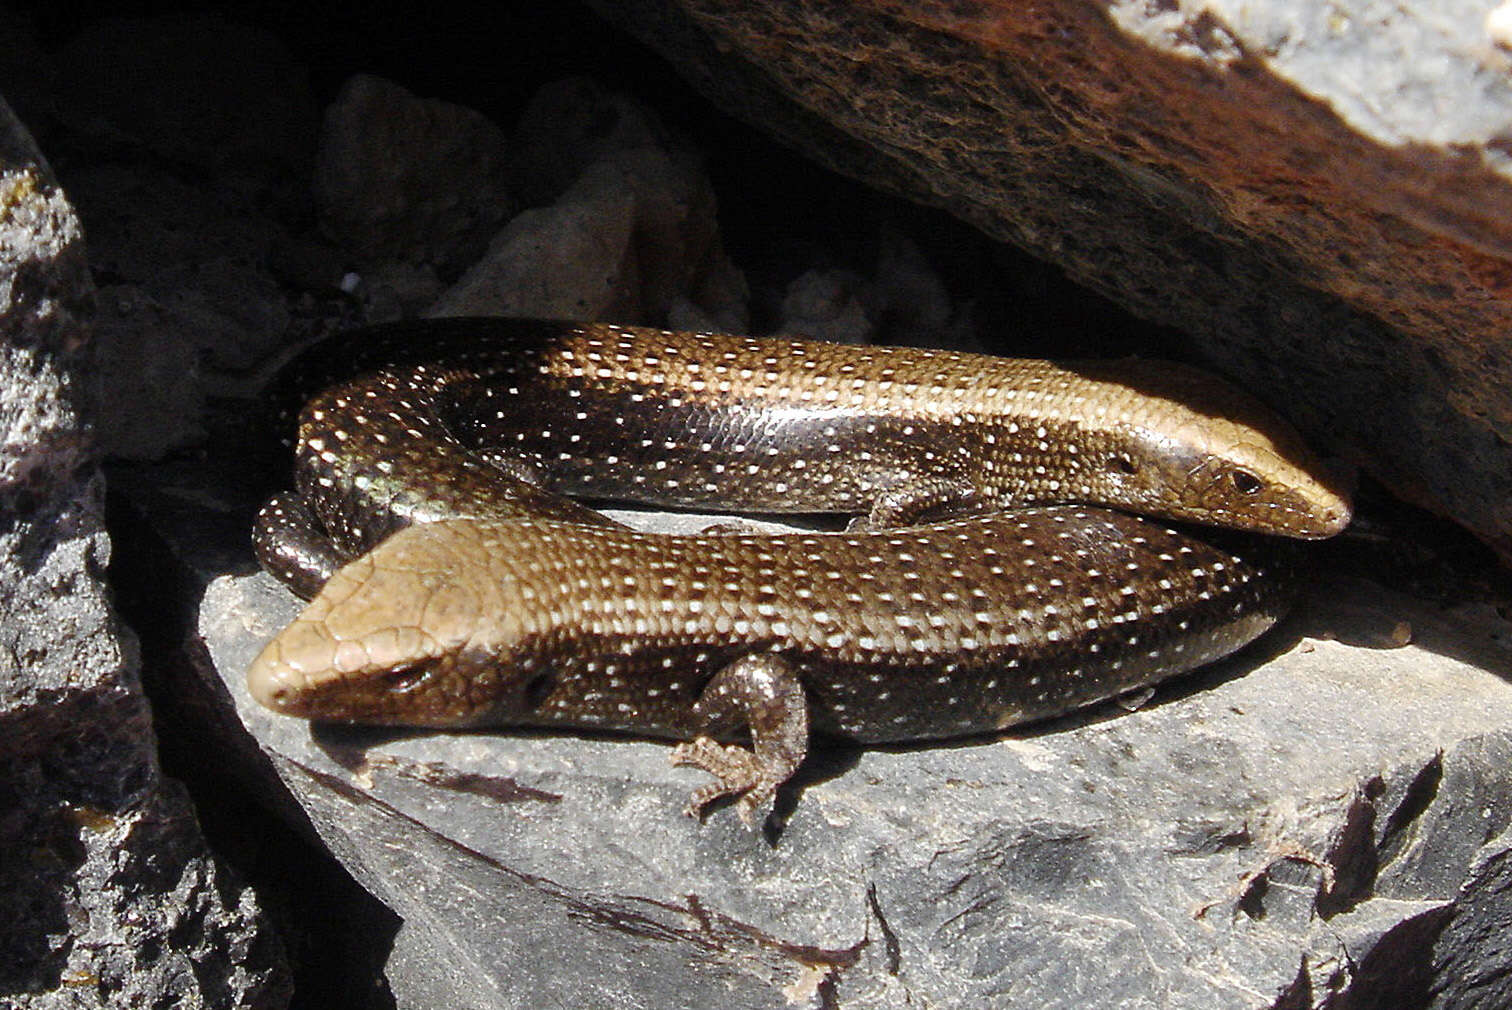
[250,319,1348,821]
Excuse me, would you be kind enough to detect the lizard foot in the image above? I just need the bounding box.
[671,736,776,827]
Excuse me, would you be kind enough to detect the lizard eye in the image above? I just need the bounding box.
[1230,469,1263,495]
[1107,453,1138,476]
[525,671,557,709]
[380,663,430,693]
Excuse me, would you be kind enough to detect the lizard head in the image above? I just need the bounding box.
[1060,360,1353,538]
[247,520,546,726]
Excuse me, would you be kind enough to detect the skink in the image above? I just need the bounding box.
[248,318,1350,820]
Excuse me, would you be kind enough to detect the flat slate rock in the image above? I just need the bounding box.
[191,504,1512,1009]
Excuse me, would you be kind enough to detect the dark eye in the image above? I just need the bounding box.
[1230,470,1263,495]
[1108,453,1138,476]
[380,664,429,693]
[524,671,557,709]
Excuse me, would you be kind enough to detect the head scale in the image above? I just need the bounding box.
[247,523,540,726]
[1066,360,1352,538]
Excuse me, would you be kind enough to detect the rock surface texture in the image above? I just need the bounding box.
[0,96,289,1008]
[588,0,1512,566]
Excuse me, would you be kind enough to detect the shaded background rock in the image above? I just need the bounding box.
[432,83,724,323]
[429,157,643,321]
[587,0,1512,567]
[66,159,302,459]
[0,96,289,1008]
[50,14,317,178]
[315,74,515,280]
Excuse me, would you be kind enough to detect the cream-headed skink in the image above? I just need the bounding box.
[249,319,1349,820]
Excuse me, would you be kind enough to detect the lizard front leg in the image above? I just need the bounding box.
[672,653,810,827]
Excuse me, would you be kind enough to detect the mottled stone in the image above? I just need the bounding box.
[507,77,680,207]
[434,111,722,324]
[778,267,872,343]
[0,94,289,1009]
[65,163,292,460]
[430,158,641,321]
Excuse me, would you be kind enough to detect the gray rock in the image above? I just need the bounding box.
[91,258,293,461]
[507,77,682,208]
[600,145,720,321]
[774,231,965,347]
[0,95,290,1008]
[586,0,1512,566]
[778,267,873,343]
[64,163,288,292]
[315,74,516,277]
[430,160,642,321]
[195,505,1512,1008]
[669,243,751,335]
[868,229,958,348]
[90,282,207,459]
[66,163,293,460]
[435,102,723,325]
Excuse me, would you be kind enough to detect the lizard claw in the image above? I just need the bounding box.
[671,736,777,827]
